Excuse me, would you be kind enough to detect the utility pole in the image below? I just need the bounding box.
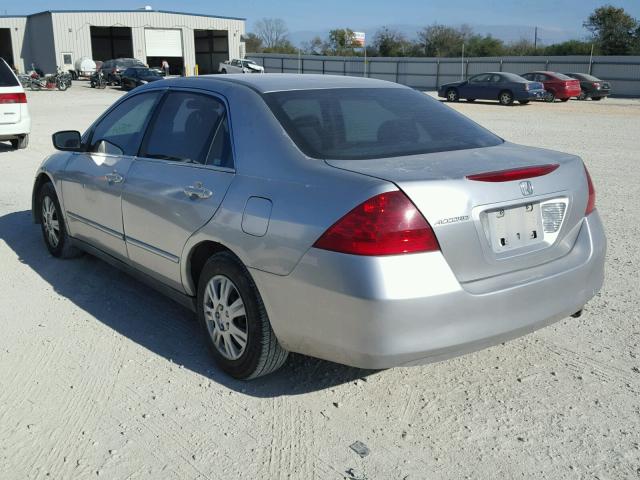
[461,43,465,80]
[534,26,538,50]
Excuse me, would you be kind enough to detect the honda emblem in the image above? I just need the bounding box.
[520,180,534,196]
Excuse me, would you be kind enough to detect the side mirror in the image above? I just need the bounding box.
[52,130,82,151]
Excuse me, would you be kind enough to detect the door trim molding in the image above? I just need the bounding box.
[67,211,124,240]
[125,235,180,263]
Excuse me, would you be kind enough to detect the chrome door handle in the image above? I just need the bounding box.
[105,172,124,184]
[184,183,213,200]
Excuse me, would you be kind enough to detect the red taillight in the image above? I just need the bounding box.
[584,165,596,215]
[466,164,559,182]
[313,190,440,256]
[592,82,600,88]
[0,92,27,104]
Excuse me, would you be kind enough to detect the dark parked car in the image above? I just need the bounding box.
[120,67,164,91]
[521,71,581,102]
[563,73,611,101]
[101,58,145,85]
[438,72,546,105]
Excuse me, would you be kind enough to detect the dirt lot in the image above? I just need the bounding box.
[1,82,639,480]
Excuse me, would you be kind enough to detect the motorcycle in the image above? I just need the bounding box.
[90,70,107,89]
[26,66,70,91]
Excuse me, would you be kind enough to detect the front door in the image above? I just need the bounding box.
[121,90,236,290]
[463,73,491,99]
[62,91,162,260]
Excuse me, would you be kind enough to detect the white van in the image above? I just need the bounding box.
[0,58,31,149]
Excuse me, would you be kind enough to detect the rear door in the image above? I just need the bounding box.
[62,90,162,260]
[121,89,235,290]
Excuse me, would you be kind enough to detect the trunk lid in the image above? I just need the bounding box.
[326,142,589,284]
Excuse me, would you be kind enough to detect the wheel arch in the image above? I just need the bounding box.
[183,240,245,297]
[31,172,56,224]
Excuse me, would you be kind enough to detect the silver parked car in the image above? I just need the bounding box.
[32,74,606,379]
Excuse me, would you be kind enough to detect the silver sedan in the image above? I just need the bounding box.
[31,74,606,379]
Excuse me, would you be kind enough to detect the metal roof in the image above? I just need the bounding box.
[0,9,245,21]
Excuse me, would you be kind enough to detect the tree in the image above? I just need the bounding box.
[464,34,505,57]
[301,36,326,55]
[504,38,537,56]
[416,24,465,57]
[543,40,595,56]
[327,29,357,55]
[254,18,290,50]
[584,5,638,55]
[243,33,263,54]
[372,27,411,57]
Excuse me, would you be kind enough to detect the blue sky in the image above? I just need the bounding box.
[3,0,640,43]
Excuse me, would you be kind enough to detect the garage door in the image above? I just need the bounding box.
[144,29,183,57]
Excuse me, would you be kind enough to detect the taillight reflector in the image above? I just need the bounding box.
[313,190,440,256]
[584,165,596,215]
[0,92,27,104]
[466,164,559,182]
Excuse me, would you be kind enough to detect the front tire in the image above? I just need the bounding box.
[197,252,288,379]
[545,91,556,102]
[38,182,81,258]
[445,88,459,102]
[498,90,514,105]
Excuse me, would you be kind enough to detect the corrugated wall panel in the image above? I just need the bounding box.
[49,11,244,75]
[206,50,640,95]
[0,17,28,71]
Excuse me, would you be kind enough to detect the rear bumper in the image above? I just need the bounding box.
[253,212,606,369]
[0,115,31,140]
[519,89,546,100]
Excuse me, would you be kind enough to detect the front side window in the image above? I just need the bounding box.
[141,92,228,165]
[90,91,161,156]
[469,74,491,83]
[265,88,502,160]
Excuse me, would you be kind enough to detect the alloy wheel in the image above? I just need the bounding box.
[42,196,60,248]
[203,275,248,360]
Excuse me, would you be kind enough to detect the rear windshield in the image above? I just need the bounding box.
[553,72,574,80]
[569,73,600,82]
[0,59,19,87]
[264,88,502,160]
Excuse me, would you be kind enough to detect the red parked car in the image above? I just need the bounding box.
[522,71,581,102]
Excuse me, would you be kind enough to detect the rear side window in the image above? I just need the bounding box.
[0,59,19,87]
[264,88,502,160]
[141,92,228,165]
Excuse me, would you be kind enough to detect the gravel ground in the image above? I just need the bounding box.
[0,83,639,480]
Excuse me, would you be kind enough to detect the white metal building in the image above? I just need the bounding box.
[0,9,246,75]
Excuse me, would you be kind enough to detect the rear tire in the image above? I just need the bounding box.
[466,98,475,102]
[10,134,28,150]
[519,100,530,105]
[220,69,227,74]
[498,90,514,106]
[560,97,569,102]
[592,96,602,101]
[37,182,82,258]
[578,91,588,101]
[445,88,459,102]
[197,252,288,379]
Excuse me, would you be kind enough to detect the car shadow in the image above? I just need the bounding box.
[0,210,377,396]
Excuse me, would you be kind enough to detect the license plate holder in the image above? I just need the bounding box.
[486,202,544,253]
